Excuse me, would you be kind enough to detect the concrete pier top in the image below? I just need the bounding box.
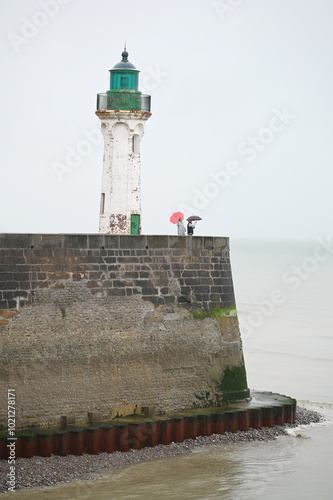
[0,233,229,251]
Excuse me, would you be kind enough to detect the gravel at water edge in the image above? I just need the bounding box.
[0,406,324,493]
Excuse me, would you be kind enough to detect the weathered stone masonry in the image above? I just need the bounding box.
[0,234,249,428]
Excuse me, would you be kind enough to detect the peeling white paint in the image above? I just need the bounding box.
[96,110,151,234]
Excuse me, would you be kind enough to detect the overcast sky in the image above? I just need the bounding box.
[1,0,332,240]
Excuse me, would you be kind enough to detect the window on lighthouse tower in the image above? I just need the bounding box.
[132,135,140,154]
[100,193,105,215]
[120,75,130,88]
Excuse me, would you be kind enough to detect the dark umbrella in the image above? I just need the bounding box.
[186,215,202,222]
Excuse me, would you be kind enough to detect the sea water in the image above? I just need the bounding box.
[3,238,333,499]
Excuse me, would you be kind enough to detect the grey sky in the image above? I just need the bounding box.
[1,0,332,240]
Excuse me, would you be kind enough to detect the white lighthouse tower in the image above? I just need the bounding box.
[96,48,152,234]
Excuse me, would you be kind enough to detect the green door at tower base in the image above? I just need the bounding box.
[131,214,140,235]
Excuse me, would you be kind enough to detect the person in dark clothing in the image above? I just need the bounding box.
[187,221,196,235]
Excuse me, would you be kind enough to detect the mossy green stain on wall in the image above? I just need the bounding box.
[190,307,236,320]
[218,363,250,403]
[106,89,142,111]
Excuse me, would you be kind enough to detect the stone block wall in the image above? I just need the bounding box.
[0,234,249,428]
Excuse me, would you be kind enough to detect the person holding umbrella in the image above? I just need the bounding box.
[170,212,186,235]
[186,215,202,235]
[177,216,186,235]
[187,220,196,235]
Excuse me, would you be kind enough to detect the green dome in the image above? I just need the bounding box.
[112,50,137,70]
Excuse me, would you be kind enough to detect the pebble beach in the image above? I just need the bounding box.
[0,406,323,494]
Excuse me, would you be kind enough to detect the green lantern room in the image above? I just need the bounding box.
[97,48,151,113]
[106,49,141,111]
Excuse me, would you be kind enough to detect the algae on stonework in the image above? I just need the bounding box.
[190,307,237,320]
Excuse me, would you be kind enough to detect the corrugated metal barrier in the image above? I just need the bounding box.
[0,394,296,459]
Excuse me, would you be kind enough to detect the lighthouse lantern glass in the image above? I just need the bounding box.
[111,71,139,91]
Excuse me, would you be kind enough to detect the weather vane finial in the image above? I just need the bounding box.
[121,42,128,61]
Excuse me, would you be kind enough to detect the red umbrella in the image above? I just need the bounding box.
[170,212,184,224]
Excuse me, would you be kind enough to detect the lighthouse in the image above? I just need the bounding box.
[96,49,152,234]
